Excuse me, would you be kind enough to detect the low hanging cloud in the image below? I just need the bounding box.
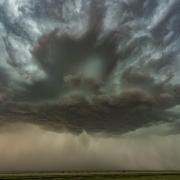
[0,86,178,134]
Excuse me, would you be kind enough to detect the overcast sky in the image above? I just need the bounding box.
[0,0,180,171]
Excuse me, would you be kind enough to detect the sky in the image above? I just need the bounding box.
[0,0,180,171]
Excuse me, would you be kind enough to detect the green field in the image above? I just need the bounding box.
[0,172,180,180]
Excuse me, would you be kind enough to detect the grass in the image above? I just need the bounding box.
[0,172,180,180]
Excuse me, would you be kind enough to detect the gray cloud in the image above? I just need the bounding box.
[0,0,179,134]
[0,88,177,134]
[0,0,180,171]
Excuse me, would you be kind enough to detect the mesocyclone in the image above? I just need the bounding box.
[0,0,180,133]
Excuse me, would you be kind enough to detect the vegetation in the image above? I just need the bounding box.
[0,172,180,180]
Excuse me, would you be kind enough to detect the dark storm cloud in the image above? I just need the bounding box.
[26,0,131,101]
[0,0,180,134]
[0,67,9,87]
[0,66,12,101]
[1,0,180,171]
[0,84,178,134]
[24,0,105,100]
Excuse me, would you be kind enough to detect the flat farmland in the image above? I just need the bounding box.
[0,171,180,180]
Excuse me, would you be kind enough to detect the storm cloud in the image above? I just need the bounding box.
[0,0,180,171]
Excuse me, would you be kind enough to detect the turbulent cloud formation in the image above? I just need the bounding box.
[0,0,180,170]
